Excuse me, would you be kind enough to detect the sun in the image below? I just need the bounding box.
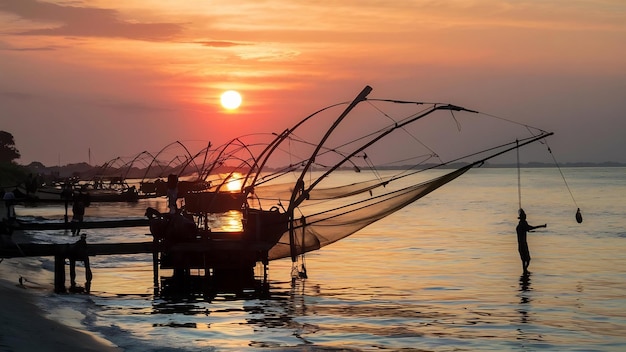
[220,90,242,110]
[225,172,244,191]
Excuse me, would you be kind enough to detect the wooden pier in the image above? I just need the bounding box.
[1,208,285,297]
[12,218,149,231]
[0,241,155,258]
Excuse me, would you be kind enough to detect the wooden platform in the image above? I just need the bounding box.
[0,215,276,295]
[0,238,268,259]
[12,219,150,231]
[0,241,155,258]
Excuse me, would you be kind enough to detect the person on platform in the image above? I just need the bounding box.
[71,191,89,236]
[68,233,92,293]
[2,189,16,224]
[167,174,179,214]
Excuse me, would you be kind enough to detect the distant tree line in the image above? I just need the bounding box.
[0,131,20,164]
[0,131,27,188]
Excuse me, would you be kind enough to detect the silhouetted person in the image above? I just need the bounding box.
[167,174,179,214]
[68,233,92,293]
[2,189,16,224]
[516,209,546,275]
[71,191,88,236]
[25,173,38,196]
[0,220,12,246]
[60,183,73,223]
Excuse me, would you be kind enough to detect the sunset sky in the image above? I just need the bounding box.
[1,0,625,166]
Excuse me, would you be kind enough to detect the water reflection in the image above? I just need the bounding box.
[516,272,538,346]
[144,279,322,345]
[518,273,532,323]
[17,168,626,351]
[152,298,211,316]
[147,280,303,321]
[211,210,243,232]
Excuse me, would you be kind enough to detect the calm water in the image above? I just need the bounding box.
[4,167,626,351]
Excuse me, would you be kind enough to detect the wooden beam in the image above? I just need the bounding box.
[0,242,155,258]
[12,219,149,231]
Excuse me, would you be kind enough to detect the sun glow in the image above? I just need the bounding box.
[225,176,243,191]
[220,90,242,110]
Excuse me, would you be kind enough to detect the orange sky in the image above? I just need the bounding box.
[1,0,625,165]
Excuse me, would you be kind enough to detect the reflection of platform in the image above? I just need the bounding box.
[159,274,269,299]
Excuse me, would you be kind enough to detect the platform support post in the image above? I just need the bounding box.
[54,255,66,293]
[152,236,160,295]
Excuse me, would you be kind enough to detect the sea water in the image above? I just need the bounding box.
[3,167,626,351]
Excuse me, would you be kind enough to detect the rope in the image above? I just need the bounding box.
[479,111,549,135]
[14,241,26,257]
[299,216,308,279]
[516,139,522,210]
[365,100,443,165]
[545,141,579,208]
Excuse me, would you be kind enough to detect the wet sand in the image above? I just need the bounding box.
[0,272,121,352]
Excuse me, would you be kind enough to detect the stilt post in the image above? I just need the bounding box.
[54,255,66,293]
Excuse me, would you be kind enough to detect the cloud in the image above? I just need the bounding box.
[0,0,183,41]
[0,90,35,100]
[195,40,247,48]
[0,41,59,51]
[94,99,173,114]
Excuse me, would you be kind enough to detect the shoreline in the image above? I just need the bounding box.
[0,262,121,352]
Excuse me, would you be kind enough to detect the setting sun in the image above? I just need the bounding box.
[225,173,243,191]
[220,90,242,110]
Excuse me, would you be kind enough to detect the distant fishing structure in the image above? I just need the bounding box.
[142,85,562,296]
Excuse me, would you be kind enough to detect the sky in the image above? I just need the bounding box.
[1,0,625,166]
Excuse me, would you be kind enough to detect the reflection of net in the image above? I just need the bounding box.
[267,165,472,260]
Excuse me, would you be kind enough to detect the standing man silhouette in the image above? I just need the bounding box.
[167,174,179,214]
[516,209,546,275]
[69,233,92,293]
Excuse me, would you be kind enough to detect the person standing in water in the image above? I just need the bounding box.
[516,209,546,275]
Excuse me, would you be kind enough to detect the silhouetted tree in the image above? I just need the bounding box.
[26,161,46,169]
[0,131,21,163]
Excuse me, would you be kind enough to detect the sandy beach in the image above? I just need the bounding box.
[0,266,121,352]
